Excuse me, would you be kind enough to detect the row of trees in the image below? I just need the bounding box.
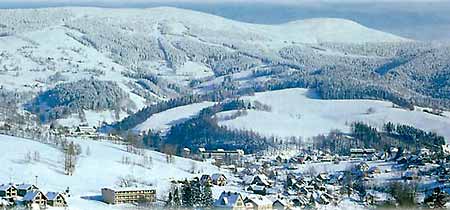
[313,122,446,155]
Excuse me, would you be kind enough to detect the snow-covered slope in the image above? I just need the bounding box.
[133,101,215,133]
[216,88,450,141]
[0,7,413,125]
[0,134,219,210]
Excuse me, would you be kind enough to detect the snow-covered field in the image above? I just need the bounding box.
[133,101,216,133]
[0,134,219,210]
[216,88,450,141]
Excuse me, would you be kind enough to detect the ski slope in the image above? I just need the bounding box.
[133,101,215,133]
[0,134,219,210]
[216,88,450,141]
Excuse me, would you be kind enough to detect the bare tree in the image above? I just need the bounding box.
[64,142,80,176]
[33,151,40,162]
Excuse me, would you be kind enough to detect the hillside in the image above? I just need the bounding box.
[4,7,444,126]
[216,88,450,141]
[133,101,215,133]
[0,134,219,210]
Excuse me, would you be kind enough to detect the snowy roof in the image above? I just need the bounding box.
[214,192,242,208]
[23,191,46,201]
[102,187,155,192]
[16,184,37,190]
[245,196,272,207]
[273,199,289,206]
[46,192,63,201]
[253,174,271,186]
[211,173,226,181]
[0,184,16,191]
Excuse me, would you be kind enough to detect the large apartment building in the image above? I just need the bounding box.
[101,187,156,204]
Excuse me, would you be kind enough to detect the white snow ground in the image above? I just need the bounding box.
[216,88,450,141]
[0,134,219,210]
[133,101,215,133]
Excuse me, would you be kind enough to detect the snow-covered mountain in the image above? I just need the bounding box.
[1,7,449,138]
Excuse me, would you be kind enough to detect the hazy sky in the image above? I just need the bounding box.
[0,0,449,41]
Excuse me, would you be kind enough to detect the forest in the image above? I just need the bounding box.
[140,100,276,155]
[313,122,446,155]
[26,79,134,122]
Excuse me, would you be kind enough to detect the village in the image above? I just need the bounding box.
[2,124,450,210]
[0,183,68,209]
[170,145,450,209]
[79,144,450,210]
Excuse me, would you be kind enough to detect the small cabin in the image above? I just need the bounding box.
[46,192,67,207]
[213,191,245,210]
[211,173,227,186]
[23,190,48,208]
[16,184,39,197]
[0,184,18,198]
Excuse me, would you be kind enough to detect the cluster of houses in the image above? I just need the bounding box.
[0,183,67,209]
[50,125,123,142]
[206,145,450,210]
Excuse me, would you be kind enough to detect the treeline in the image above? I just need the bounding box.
[243,71,417,110]
[143,100,275,154]
[313,122,446,155]
[107,88,255,133]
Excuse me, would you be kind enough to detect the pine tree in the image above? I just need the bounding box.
[202,185,214,207]
[190,180,202,207]
[173,187,181,206]
[181,181,193,207]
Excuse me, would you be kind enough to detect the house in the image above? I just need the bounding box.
[16,184,39,197]
[72,125,97,137]
[200,175,213,186]
[101,187,156,204]
[23,190,47,208]
[252,175,272,187]
[46,192,67,207]
[0,184,17,198]
[247,185,267,195]
[244,196,273,210]
[272,199,291,210]
[182,148,191,158]
[211,173,227,186]
[213,191,246,210]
